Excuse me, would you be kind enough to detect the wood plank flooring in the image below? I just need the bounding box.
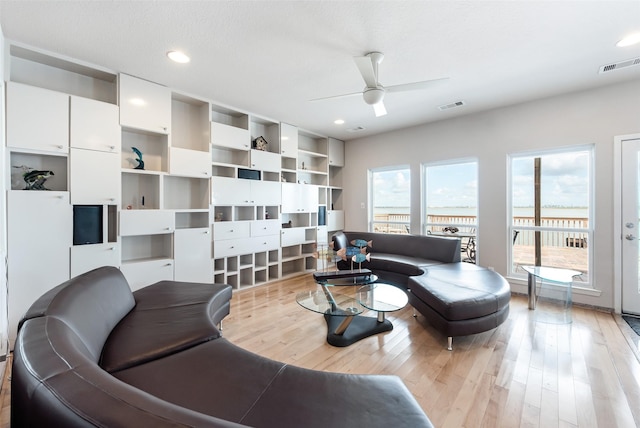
[2,274,640,427]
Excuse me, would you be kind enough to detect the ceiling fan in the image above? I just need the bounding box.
[311,51,448,117]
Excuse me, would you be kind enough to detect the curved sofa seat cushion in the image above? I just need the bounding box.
[101,281,233,373]
[408,293,510,337]
[113,338,288,424]
[408,263,511,321]
[114,337,434,428]
[241,364,433,428]
[13,317,243,428]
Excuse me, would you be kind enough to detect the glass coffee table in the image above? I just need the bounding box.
[296,281,408,347]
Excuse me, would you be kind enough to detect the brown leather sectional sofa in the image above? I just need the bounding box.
[12,266,434,427]
[333,231,511,350]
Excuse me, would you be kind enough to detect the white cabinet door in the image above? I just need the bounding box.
[327,210,345,231]
[119,74,171,134]
[7,191,72,343]
[299,184,319,212]
[252,180,282,206]
[6,82,69,154]
[328,138,345,167]
[121,259,174,292]
[211,177,251,205]
[70,148,121,205]
[174,228,212,282]
[170,147,211,178]
[70,96,121,153]
[280,123,298,157]
[120,210,174,236]
[210,122,250,150]
[250,149,280,172]
[281,183,318,213]
[281,227,306,247]
[281,182,299,213]
[70,243,121,277]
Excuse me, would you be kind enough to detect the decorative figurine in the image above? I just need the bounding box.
[14,165,54,190]
[132,147,145,170]
[252,136,268,151]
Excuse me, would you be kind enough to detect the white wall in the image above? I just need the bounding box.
[343,79,640,309]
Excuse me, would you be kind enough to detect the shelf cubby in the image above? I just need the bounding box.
[163,176,209,210]
[10,151,68,191]
[121,129,169,172]
[9,44,118,104]
[121,234,173,263]
[121,171,161,210]
[171,94,210,152]
[249,116,280,154]
[175,211,209,229]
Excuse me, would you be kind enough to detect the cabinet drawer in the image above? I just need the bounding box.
[121,259,174,292]
[251,220,280,237]
[71,243,121,277]
[211,122,250,151]
[120,210,174,236]
[251,235,280,251]
[213,221,250,240]
[213,237,252,258]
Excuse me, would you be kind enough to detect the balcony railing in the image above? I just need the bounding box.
[372,213,590,281]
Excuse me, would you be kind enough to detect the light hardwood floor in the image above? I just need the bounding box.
[2,274,640,427]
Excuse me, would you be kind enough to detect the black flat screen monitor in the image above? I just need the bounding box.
[73,205,103,245]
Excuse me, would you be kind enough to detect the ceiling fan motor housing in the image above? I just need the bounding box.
[363,87,385,105]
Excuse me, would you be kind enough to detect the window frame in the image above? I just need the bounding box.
[421,157,479,236]
[368,165,411,234]
[507,145,594,286]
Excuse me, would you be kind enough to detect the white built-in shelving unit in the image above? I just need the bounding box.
[3,42,345,341]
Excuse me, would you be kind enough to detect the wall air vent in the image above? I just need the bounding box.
[438,101,466,111]
[346,126,365,132]
[599,57,640,74]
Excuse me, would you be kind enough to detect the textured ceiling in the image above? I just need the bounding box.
[1,1,639,140]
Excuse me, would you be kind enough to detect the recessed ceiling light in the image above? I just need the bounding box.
[167,50,190,63]
[334,119,345,125]
[129,98,146,106]
[617,33,640,47]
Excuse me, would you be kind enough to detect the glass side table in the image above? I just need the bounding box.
[522,266,581,324]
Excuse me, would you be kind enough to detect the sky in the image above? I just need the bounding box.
[372,150,590,209]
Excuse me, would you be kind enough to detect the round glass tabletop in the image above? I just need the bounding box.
[296,289,364,316]
[356,283,408,313]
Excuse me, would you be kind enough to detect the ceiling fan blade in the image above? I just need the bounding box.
[385,77,449,93]
[309,91,362,102]
[354,55,378,88]
[373,101,387,117]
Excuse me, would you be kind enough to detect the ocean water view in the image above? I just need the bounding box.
[375,206,588,218]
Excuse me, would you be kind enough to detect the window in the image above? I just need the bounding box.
[369,166,410,234]
[423,160,478,262]
[509,147,593,284]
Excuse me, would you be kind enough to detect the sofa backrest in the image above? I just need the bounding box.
[39,266,136,362]
[341,231,461,263]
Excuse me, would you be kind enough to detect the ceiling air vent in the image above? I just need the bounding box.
[346,126,365,133]
[438,101,466,111]
[599,57,640,74]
